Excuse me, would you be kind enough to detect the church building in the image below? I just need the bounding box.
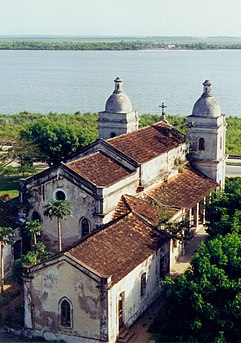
[20,78,226,343]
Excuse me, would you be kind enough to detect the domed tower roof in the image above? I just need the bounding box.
[105,77,133,113]
[191,80,221,117]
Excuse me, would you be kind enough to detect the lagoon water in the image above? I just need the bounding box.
[0,49,241,116]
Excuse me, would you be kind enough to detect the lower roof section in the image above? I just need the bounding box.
[67,212,166,285]
[148,167,218,210]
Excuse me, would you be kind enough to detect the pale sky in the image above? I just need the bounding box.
[0,0,241,37]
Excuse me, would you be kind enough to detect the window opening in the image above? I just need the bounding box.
[81,218,90,237]
[55,190,66,200]
[111,132,116,138]
[60,299,71,327]
[198,138,205,151]
[140,273,147,297]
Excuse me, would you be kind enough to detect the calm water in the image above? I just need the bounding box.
[0,49,241,116]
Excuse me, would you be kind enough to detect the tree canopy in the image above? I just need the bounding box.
[151,178,241,342]
[153,232,241,342]
[20,113,98,165]
[206,177,241,238]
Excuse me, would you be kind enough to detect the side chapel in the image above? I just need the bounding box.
[19,78,226,342]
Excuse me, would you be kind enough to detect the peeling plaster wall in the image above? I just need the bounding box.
[28,260,101,342]
[108,242,169,342]
[26,173,97,252]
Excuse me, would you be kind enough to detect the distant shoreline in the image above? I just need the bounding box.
[0,37,241,51]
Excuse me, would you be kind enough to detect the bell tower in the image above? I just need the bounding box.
[187,80,226,188]
[98,78,139,139]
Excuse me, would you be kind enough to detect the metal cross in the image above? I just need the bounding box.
[159,102,167,115]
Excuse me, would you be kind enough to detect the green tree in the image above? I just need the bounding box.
[206,178,241,237]
[151,232,241,342]
[25,220,42,246]
[0,227,14,292]
[43,200,71,252]
[20,116,98,165]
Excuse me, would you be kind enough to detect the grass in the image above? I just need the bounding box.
[0,175,21,200]
[0,167,43,201]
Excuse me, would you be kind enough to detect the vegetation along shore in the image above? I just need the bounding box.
[1,36,241,50]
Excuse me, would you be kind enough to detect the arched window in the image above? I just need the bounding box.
[198,138,205,151]
[55,190,66,200]
[60,298,72,327]
[81,218,90,238]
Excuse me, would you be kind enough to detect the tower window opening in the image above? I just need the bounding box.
[220,136,222,150]
[198,138,205,151]
[111,132,116,138]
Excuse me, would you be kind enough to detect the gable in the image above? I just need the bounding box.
[22,163,98,198]
[26,254,103,284]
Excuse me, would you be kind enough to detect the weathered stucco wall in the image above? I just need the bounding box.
[27,259,101,342]
[108,242,169,342]
[141,145,186,189]
[26,172,97,252]
[102,172,139,223]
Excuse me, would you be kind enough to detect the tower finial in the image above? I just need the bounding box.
[114,77,123,94]
[159,102,168,122]
[202,80,212,97]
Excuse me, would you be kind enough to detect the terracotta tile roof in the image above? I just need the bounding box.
[66,151,132,187]
[148,167,218,210]
[112,195,131,220]
[107,122,184,163]
[67,213,165,285]
[113,194,178,225]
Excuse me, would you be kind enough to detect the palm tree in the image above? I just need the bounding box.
[0,227,14,292]
[43,200,71,252]
[25,220,42,246]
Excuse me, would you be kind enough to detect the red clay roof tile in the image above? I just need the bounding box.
[66,151,132,187]
[108,122,184,163]
[67,213,165,284]
[148,167,218,210]
[113,194,178,225]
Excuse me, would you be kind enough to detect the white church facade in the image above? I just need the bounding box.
[20,78,226,342]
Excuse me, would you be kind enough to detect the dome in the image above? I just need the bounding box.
[192,80,221,117]
[105,77,133,113]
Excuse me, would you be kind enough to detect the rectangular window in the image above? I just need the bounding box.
[140,273,147,297]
